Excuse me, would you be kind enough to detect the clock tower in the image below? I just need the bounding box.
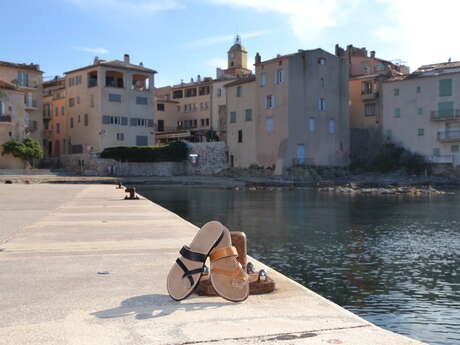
[225,35,251,77]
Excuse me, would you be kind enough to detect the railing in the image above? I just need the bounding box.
[438,130,460,142]
[361,91,379,100]
[88,79,98,88]
[430,110,460,121]
[426,154,455,164]
[27,120,38,130]
[0,115,12,123]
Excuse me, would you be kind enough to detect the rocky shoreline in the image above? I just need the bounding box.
[318,184,453,195]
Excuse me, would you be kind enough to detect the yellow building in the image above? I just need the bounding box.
[0,61,43,145]
[382,61,460,166]
[63,54,156,153]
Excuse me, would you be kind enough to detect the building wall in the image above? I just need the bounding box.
[0,65,43,145]
[286,50,349,168]
[382,73,460,160]
[0,88,27,144]
[211,79,231,137]
[65,63,155,153]
[226,80,257,168]
[254,57,289,170]
[349,77,383,129]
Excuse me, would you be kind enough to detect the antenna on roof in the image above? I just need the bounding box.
[448,57,452,63]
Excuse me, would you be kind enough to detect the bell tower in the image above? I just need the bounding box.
[224,35,251,77]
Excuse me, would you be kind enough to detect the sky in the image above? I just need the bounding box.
[2,0,459,87]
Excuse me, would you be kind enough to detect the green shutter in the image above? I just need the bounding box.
[438,101,454,118]
[245,109,252,121]
[451,145,459,153]
[439,79,452,97]
[433,148,440,156]
[416,86,421,93]
[394,108,401,117]
[418,128,424,136]
[417,107,423,115]
[394,88,400,96]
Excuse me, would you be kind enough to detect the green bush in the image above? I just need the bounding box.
[2,138,43,161]
[100,141,188,162]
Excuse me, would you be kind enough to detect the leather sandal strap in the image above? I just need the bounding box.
[176,258,204,287]
[210,246,238,262]
[180,245,207,263]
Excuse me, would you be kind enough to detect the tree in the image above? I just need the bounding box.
[2,138,43,163]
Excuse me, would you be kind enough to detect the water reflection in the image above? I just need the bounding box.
[138,186,460,345]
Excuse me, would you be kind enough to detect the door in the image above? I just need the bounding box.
[157,120,164,132]
[296,144,305,165]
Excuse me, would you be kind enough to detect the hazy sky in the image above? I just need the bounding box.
[2,0,458,86]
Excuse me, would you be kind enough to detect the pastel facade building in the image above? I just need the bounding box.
[0,61,43,145]
[64,54,156,154]
[382,62,460,166]
[226,48,350,172]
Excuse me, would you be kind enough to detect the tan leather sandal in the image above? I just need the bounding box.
[167,221,224,301]
[210,226,249,302]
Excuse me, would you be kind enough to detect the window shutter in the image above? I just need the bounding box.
[130,118,137,126]
[121,117,128,126]
[148,120,154,128]
[272,95,275,108]
[102,115,110,124]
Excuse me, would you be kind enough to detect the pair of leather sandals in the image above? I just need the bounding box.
[167,221,249,302]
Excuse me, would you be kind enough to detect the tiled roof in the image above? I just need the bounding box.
[66,59,156,74]
[386,61,460,82]
[224,75,256,88]
[0,61,42,72]
[416,61,460,72]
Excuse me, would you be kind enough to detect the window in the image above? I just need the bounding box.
[55,106,58,116]
[78,114,81,123]
[394,108,401,118]
[418,107,423,115]
[236,86,242,97]
[245,109,252,121]
[362,81,374,95]
[116,133,124,141]
[328,119,335,134]
[438,101,454,117]
[136,136,148,146]
[360,62,371,73]
[173,90,183,99]
[61,106,65,116]
[0,101,3,114]
[276,69,284,84]
[56,123,60,134]
[136,96,148,105]
[193,119,197,128]
[17,71,29,87]
[206,118,209,126]
[109,93,121,102]
[199,86,210,95]
[260,74,267,86]
[385,129,392,141]
[77,96,80,104]
[394,88,400,96]
[266,118,273,133]
[451,145,459,153]
[318,58,327,65]
[121,117,128,126]
[433,148,440,156]
[84,114,88,126]
[230,111,236,123]
[416,86,421,94]
[90,95,95,108]
[265,95,275,109]
[157,120,164,132]
[69,98,75,107]
[201,119,205,126]
[185,88,197,97]
[365,103,376,116]
[157,103,165,111]
[70,118,74,128]
[309,117,316,132]
[418,128,424,136]
[238,130,243,143]
[217,88,223,97]
[439,79,452,97]
[318,98,326,111]
[375,64,385,72]
[296,144,305,164]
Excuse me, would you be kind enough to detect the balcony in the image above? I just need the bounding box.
[437,130,460,142]
[25,99,38,110]
[0,115,12,124]
[26,120,38,131]
[361,91,379,100]
[431,110,460,121]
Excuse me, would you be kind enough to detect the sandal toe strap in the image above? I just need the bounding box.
[180,245,207,263]
[176,258,204,287]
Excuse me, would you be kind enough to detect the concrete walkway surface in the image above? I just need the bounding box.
[0,184,428,345]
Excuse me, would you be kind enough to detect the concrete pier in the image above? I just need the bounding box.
[0,184,427,345]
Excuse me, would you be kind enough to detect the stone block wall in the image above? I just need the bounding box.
[186,141,228,175]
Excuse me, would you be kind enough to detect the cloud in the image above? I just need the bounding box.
[375,0,460,69]
[66,0,183,12]
[208,0,361,42]
[74,47,109,55]
[186,31,267,48]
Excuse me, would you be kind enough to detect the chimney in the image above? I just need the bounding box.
[139,62,144,67]
[197,74,201,82]
[255,53,261,64]
[370,51,376,59]
[93,56,99,65]
[124,54,130,64]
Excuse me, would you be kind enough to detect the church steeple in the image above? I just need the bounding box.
[228,35,247,70]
